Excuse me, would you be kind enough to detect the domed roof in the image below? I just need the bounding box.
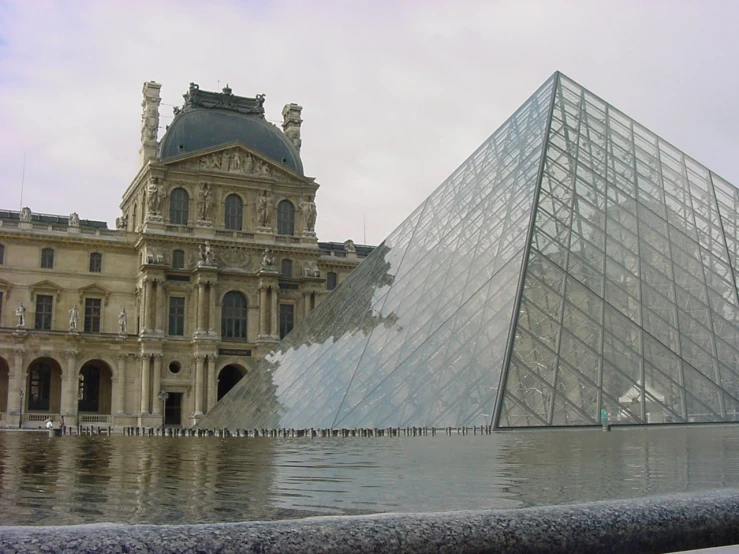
[158,84,304,175]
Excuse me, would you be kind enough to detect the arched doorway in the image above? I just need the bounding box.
[0,357,8,415]
[218,365,246,401]
[26,357,63,416]
[79,360,113,419]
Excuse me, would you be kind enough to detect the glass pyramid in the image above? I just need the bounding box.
[202,72,739,430]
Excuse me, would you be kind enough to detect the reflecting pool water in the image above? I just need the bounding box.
[1,425,738,526]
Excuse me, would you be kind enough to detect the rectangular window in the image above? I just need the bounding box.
[0,291,4,325]
[168,297,185,336]
[279,303,294,339]
[34,294,53,330]
[0,244,4,264]
[327,272,337,290]
[41,248,54,269]
[84,298,102,333]
[89,252,102,273]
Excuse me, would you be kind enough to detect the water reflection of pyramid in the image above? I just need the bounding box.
[203,72,739,430]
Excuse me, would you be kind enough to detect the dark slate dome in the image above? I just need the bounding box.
[159,83,304,175]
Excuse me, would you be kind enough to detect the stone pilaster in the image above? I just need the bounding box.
[270,286,279,338]
[8,347,24,416]
[154,280,165,334]
[61,350,78,417]
[259,285,268,337]
[143,279,153,333]
[208,282,217,335]
[206,355,217,412]
[140,354,151,414]
[197,282,207,334]
[112,354,127,414]
[152,354,163,415]
[193,355,204,415]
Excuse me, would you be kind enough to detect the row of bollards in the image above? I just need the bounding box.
[56,425,113,436]
[117,425,496,438]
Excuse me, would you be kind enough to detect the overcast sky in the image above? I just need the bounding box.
[1,0,739,246]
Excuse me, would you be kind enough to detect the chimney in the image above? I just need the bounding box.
[139,81,162,167]
[282,103,303,151]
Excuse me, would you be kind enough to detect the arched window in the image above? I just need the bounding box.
[224,194,243,231]
[169,188,189,225]
[41,248,54,269]
[281,259,292,279]
[221,291,247,340]
[0,243,4,264]
[172,249,185,270]
[277,200,295,236]
[89,252,102,273]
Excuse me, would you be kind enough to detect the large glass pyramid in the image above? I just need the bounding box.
[203,72,739,430]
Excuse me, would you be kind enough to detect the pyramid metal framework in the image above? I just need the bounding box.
[203,72,739,429]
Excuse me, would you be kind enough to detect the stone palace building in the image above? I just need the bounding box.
[0,82,372,428]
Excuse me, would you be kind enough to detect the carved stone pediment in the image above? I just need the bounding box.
[78,284,111,306]
[29,280,63,303]
[218,246,254,270]
[163,144,303,184]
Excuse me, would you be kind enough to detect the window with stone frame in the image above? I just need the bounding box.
[168,296,185,336]
[169,187,189,225]
[279,303,294,339]
[281,259,293,279]
[172,249,185,270]
[327,272,337,290]
[0,243,4,264]
[221,291,247,340]
[41,248,54,269]
[34,294,53,330]
[89,252,102,273]
[225,194,243,231]
[0,291,3,325]
[277,200,295,236]
[84,298,102,333]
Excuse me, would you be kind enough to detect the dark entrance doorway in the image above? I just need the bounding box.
[218,365,245,400]
[164,393,182,425]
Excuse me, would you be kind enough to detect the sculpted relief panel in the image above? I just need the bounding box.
[176,148,276,179]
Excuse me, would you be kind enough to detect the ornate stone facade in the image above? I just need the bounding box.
[0,82,373,429]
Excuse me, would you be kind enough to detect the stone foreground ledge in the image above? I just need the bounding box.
[2,489,739,553]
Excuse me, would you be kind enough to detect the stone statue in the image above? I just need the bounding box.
[16,303,26,328]
[116,212,128,230]
[19,207,31,223]
[68,304,79,331]
[118,309,127,335]
[197,182,213,220]
[257,190,272,227]
[301,197,317,231]
[68,212,80,227]
[260,248,274,269]
[199,243,206,264]
[344,239,356,253]
[205,241,216,265]
[258,161,270,176]
[146,178,165,215]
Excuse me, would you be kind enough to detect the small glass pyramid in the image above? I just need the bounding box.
[202,72,739,429]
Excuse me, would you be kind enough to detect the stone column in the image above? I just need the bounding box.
[113,354,127,414]
[206,355,217,412]
[143,279,153,332]
[152,354,163,415]
[154,280,165,333]
[259,286,268,336]
[7,348,24,415]
[197,282,207,334]
[62,351,78,416]
[270,286,279,337]
[140,354,151,414]
[139,81,162,167]
[194,355,204,415]
[303,291,311,319]
[208,283,217,334]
